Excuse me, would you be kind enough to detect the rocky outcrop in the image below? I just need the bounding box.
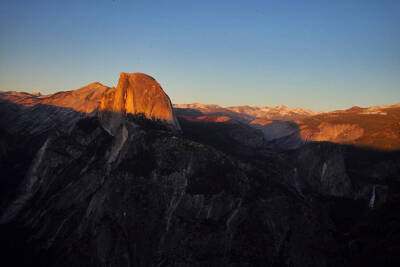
[300,122,364,143]
[287,142,354,198]
[100,73,180,134]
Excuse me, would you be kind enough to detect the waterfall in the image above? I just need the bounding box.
[369,184,376,208]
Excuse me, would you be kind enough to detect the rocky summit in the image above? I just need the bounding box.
[100,72,180,133]
[0,73,399,267]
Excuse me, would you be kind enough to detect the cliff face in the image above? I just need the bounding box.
[299,122,364,143]
[100,73,180,133]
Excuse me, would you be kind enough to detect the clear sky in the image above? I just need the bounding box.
[0,0,399,111]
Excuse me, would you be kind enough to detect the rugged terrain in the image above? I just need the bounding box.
[0,73,399,267]
[175,102,400,150]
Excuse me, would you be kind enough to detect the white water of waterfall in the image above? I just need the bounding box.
[369,185,376,208]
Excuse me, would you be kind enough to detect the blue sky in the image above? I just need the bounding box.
[0,0,399,111]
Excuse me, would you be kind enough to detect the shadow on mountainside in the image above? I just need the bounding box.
[1,99,400,267]
[176,109,400,267]
[176,105,400,152]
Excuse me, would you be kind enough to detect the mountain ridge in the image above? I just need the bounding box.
[1,83,399,150]
[2,89,398,119]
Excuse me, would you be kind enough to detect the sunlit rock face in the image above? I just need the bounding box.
[100,72,180,133]
[300,122,364,143]
[0,82,109,113]
[41,82,109,114]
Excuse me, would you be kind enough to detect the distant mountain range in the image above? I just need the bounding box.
[174,101,400,122]
[175,103,316,121]
[174,102,400,150]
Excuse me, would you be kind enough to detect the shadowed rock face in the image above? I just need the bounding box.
[251,119,299,141]
[100,73,180,133]
[0,114,347,267]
